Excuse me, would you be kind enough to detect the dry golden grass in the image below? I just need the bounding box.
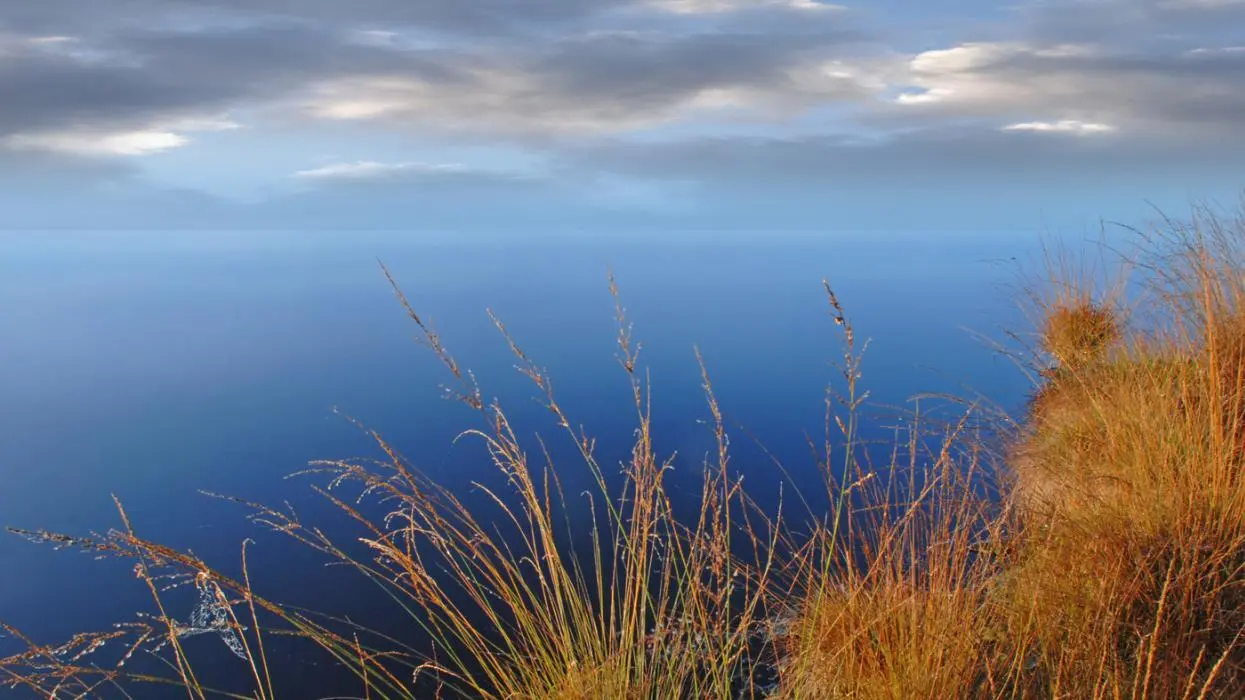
[1000,204,1245,698]
[1013,351,1193,518]
[772,484,1004,700]
[765,285,1012,700]
[1039,303,1121,371]
[777,583,986,699]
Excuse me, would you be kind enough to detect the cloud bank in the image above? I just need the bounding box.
[0,0,1241,229]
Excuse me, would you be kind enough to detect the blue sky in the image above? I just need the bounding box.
[0,0,1242,230]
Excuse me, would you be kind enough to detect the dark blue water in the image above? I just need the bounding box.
[0,230,1041,696]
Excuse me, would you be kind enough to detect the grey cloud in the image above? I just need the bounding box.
[0,1,864,145]
[530,30,853,98]
[551,128,1244,231]
[0,24,408,137]
[566,127,1245,188]
[822,0,1245,143]
[1020,0,1245,45]
[1,0,1242,233]
[3,0,1240,146]
[1,0,852,42]
[0,0,632,36]
[1018,50,1245,133]
[875,39,1245,140]
[333,29,866,136]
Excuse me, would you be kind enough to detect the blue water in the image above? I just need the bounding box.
[0,230,1040,695]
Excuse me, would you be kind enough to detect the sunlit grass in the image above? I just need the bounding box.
[1000,205,1245,698]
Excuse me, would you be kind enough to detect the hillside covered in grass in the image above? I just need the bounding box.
[5,205,1245,699]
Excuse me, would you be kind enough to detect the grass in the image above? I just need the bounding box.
[4,202,1245,698]
[1000,205,1245,698]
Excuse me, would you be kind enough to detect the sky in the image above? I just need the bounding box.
[0,0,1243,231]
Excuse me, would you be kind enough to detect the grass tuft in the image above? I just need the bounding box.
[1039,302,1121,371]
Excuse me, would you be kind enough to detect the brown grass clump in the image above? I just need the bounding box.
[1001,513,1245,698]
[1013,351,1194,518]
[772,481,1006,700]
[1004,204,1245,697]
[1026,240,1129,375]
[769,287,1008,699]
[776,582,988,700]
[1039,302,1121,371]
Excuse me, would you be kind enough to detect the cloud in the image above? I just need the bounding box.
[537,125,1245,231]
[0,0,632,36]
[4,130,187,155]
[303,28,866,136]
[0,24,358,142]
[292,161,466,181]
[874,0,1245,140]
[0,153,562,229]
[285,158,548,195]
[0,116,239,157]
[289,161,543,190]
[1002,120,1116,135]
[0,0,856,40]
[566,126,1245,193]
[1159,0,1245,7]
[886,38,1245,139]
[648,0,844,15]
[1018,0,1245,46]
[2,0,1241,148]
[0,0,1242,232]
[0,1,866,148]
[243,160,658,230]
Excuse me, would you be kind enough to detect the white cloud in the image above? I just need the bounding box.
[26,35,77,45]
[909,42,1018,75]
[897,42,1030,106]
[895,87,952,105]
[292,161,467,180]
[1157,0,1245,8]
[1186,46,1245,55]
[7,32,124,64]
[0,32,75,57]
[649,0,844,14]
[1003,119,1117,134]
[162,117,242,132]
[3,130,189,155]
[1,114,241,157]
